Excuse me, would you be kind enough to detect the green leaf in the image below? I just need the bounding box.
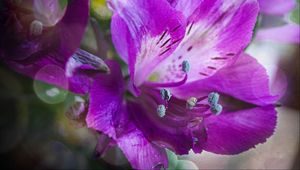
[59,0,68,9]
[175,160,198,170]
[289,7,300,25]
[166,149,178,170]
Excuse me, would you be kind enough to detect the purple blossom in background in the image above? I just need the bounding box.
[258,0,296,15]
[0,0,109,94]
[256,0,300,44]
[85,0,286,169]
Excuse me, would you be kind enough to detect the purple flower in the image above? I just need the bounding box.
[256,0,300,44]
[0,0,109,94]
[258,0,296,15]
[85,0,286,169]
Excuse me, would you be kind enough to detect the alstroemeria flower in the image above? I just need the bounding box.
[86,0,286,169]
[0,0,108,94]
[258,0,296,15]
[256,0,300,44]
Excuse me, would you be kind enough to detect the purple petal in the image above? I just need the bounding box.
[152,0,259,84]
[202,106,277,154]
[113,108,169,170]
[66,49,110,94]
[168,0,203,19]
[258,0,296,15]
[93,133,112,159]
[109,0,185,86]
[116,128,168,170]
[1,0,89,92]
[127,94,207,155]
[86,60,125,139]
[172,53,286,106]
[33,0,66,26]
[85,68,168,169]
[256,24,300,44]
[111,14,133,63]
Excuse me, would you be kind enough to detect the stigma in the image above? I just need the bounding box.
[30,20,43,36]
[186,97,197,109]
[157,105,166,117]
[182,60,190,73]
[160,88,172,101]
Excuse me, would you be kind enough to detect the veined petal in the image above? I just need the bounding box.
[202,106,277,154]
[168,0,203,19]
[65,49,110,94]
[86,60,125,139]
[150,0,259,84]
[172,53,286,106]
[258,0,296,15]
[109,0,185,86]
[117,128,168,170]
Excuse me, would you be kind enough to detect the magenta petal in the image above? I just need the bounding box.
[168,0,203,19]
[65,49,109,94]
[202,106,277,154]
[111,14,134,64]
[172,53,286,106]
[152,0,259,84]
[86,60,125,139]
[109,0,185,86]
[117,128,168,170]
[127,98,203,155]
[258,0,296,15]
[256,24,300,44]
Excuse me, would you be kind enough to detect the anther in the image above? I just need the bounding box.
[186,97,197,109]
[210,103,223,115]
[208,92,220,106]
[157,105,166,117]
[30,20,43,36]
[182,60,190,73]
[160,89,172,101]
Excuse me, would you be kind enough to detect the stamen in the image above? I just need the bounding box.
[208,92,220,106]
[186,97,197,109]
[160,89,172,101]
[182,60,190,73]
[210,103,223,115]
[30,20,43,36]
[157,105,166,117]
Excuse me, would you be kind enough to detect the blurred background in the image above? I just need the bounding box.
[0,0,299,169]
